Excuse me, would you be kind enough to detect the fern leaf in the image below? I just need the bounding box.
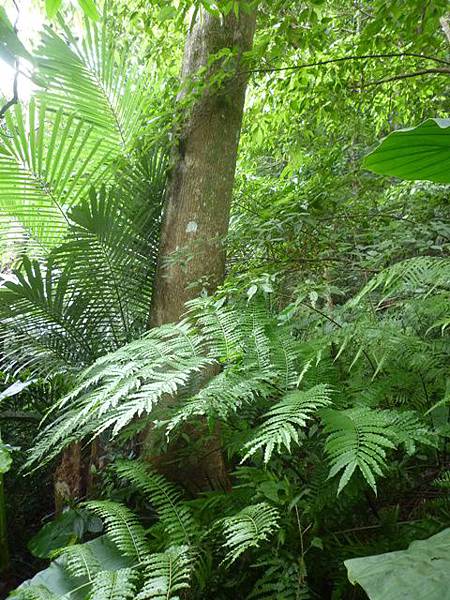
[322,407,397,494]
[57,543,101,581]
[115,460,195,546]
[136,546,192,600]
[89,568,137,600]
[242,385,332,463]
[219,503,279,565]
[84,501,149,562]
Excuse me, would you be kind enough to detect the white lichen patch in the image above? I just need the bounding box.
[186,220,198,233]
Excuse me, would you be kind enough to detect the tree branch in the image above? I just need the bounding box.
[245,52,450,75]
[0,66,19,120]
[354,67,450,89]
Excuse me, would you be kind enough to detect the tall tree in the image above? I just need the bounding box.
[145,5,256,491]
[150,6,256,326]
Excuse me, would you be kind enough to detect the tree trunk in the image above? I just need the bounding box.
[145,7,256,492]
[150,7,256,327]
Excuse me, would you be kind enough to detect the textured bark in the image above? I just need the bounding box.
[150,7,256,327]
[54,442,83,514]
[145,8,256,492]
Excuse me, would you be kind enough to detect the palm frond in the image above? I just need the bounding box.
[35,11,148,155]
[0,99,110,250]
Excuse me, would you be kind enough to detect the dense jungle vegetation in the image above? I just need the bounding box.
[0,0,449,598]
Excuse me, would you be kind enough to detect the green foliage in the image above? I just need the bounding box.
[115,460,195,547]
[89,569,136,600]
[322,407,430,494]
[44,0,99,20]
[3,1,450,599]
[136,546,191,600]
[242,384,332,463]
[345,528,450,600]
[83,501,148,562]
[364,119,450,184]
[28,509,102,559]
[0,7,32,65]
[219,503,280,566]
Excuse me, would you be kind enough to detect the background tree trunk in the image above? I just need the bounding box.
[145,7,256,492]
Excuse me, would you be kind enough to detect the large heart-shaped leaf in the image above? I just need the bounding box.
[345,528,450,600]
[364,119,450,184]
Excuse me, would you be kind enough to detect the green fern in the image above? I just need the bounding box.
[10,588,64,600]
[241,384,333,463]
[84,501,149,563]
[57,542,101,581]
[115,460,195,546]
[135,546,192,600]
[321,407,432,494]
[433,470,450,490]
[351,256,450,307]
[27,301,305,467]
[219,503,280,565]
[89,569,137,600]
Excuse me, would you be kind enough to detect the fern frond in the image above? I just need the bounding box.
[166,369,274,434]
[248,558,310,599]
[136,546,192,600]
[433,470,450,490]
[84,501,149,563]
[322,407,399,494]
[352,257,450,306]
[58,543,101,581]
[115,460,195,546]
[219,503,279,565]
[242,384,333,463]
[89,568,137,600]
[27,321,213,467]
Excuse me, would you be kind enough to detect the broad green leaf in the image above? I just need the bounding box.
[78,0,100,20]
[12,536,131,598]
[28,509,102,558]
[345,528,450,600]
[45,0,62,18]
[364,119,450,184]
[0,6,32,65]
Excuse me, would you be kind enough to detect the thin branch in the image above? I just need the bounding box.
[0,67,19,120]
[245,52,450,75]
[355,67,450,89]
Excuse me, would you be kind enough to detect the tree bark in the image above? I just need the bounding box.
[150,7,256,327]
[145,7,256,492]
